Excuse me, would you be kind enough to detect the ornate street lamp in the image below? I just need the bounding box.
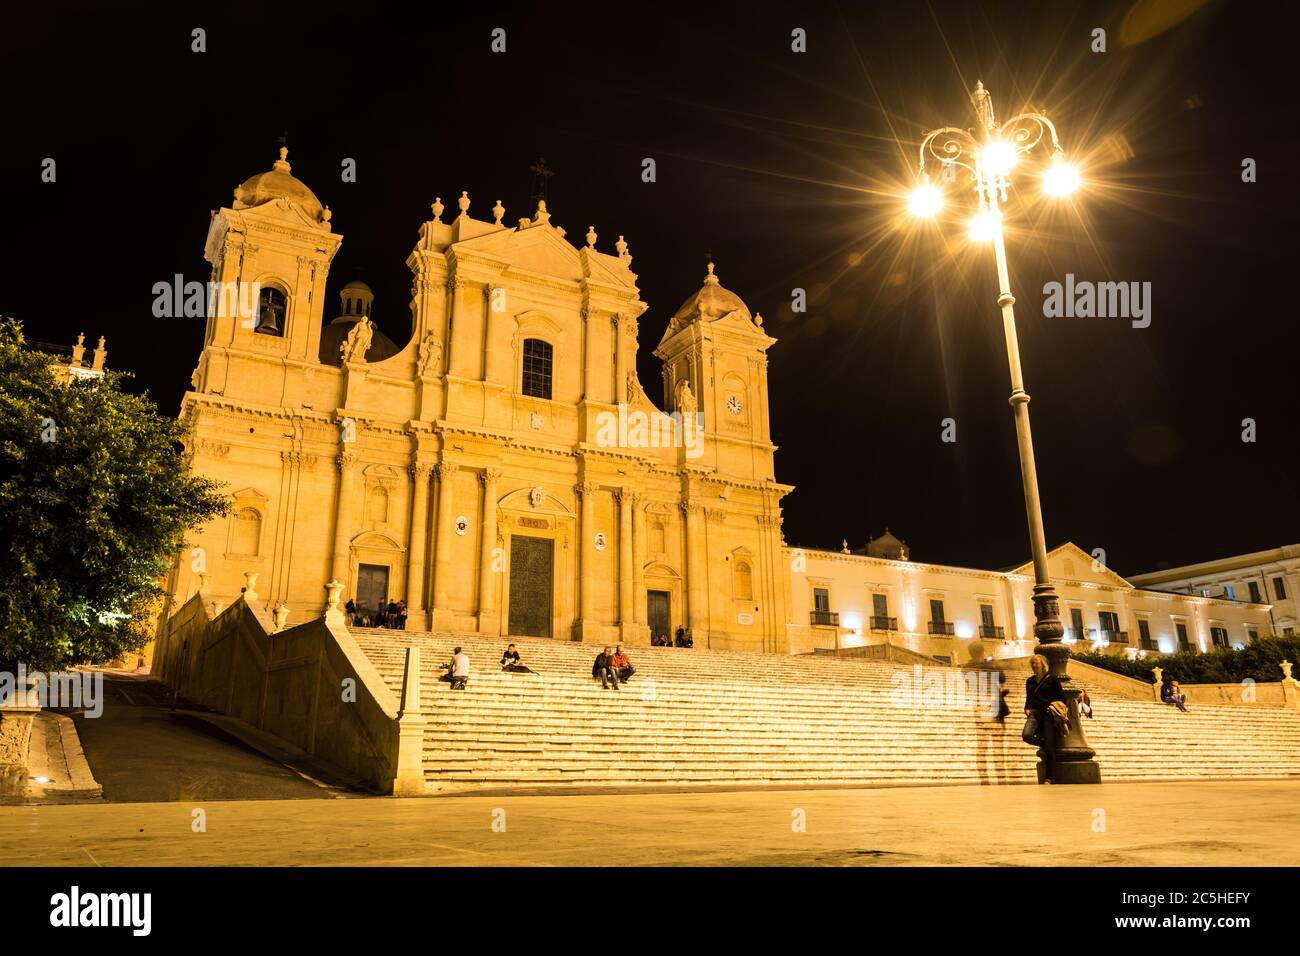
[907,81,1100,784]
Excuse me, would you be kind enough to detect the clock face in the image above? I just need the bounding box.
[726,394,743,415]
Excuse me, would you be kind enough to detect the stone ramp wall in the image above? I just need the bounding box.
[154,595,417,793]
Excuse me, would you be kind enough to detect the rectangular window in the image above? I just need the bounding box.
[1274,577,1288,600]
[1176,622,1190,650]
[929,598,945,623]
[813,588,829,612]
[1069,607,1084,641]
[1210,626,1228,648]
[1138,619,1152,647]
[1099,610,1119,633]
[980,604,995,627]
[521,338,553,400]
[872,593,889,617]
[1249,581,1262,603]
[1247,626,1259,642]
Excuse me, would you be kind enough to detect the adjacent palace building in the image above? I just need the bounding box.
[160,147,1274,662]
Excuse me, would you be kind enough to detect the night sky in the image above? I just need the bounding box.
[3,0,1296,577]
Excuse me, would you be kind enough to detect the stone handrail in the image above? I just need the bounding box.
[153,590,425,793]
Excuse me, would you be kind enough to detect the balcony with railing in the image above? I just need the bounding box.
[928,620,955,636]
[978,624,1005,639]
[810,609,839,627]
[869,615,898,632]
[1100,629,1128,644]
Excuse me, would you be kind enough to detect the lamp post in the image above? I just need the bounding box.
[907,81,1100,784]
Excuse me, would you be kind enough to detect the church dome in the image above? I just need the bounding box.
[670,263,754,326]
[318,282,400,366]
[233,147,324,219]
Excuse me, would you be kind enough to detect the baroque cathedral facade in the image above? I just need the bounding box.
[169,147,794,652]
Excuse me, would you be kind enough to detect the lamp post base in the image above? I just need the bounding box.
[1032,584,1102,785]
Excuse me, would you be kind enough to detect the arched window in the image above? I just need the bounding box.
[232,508,262,555]
[254,286,287,336]
[735,561,753,601]
[521,338,553,400]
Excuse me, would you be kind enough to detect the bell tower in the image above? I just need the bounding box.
[196,147,341,397]
[654,263,777,481]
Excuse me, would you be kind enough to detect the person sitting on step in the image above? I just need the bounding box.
[592,646,620,691]
[500,644,533,674]
[439,646,470,690]
[1163,680,1189,713]
[345,599,357,626]
[611,645,634,684]
[355,601,371,628]
[1078,689,1094,719]
[395,599,408,630]
[674,627,693,649]
[386,598,401,630]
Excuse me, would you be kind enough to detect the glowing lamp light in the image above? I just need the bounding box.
[907,183,943,218]
[955,622,974,639]
[841,612,862,632]
[1043,158,1081,197]
[968,210,1001,242]
[980,140,1018,176]
[1157,637,1174,654]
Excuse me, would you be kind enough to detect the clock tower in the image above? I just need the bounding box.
[654,262,777,482]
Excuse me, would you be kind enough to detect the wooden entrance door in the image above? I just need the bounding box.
[508,535,553,638]
[647,589,670,643]
[356,563,389,618]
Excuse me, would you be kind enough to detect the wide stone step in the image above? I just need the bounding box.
[351,628,1300,791]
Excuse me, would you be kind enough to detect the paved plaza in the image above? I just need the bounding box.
[3,780,1297,867]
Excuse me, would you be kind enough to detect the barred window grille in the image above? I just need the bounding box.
[521,338,553,399]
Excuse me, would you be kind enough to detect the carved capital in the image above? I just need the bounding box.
[704,508,726,523]
[435,462,459,480]
[409,462,433,480]
[445,276,465,294]
[576,480,599,500]
[480,467,503,487]
[336,452,359,472]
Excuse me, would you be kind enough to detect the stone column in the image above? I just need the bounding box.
[613,314,626,406]
[632,495,646,624]
[405,463,432,620]
[582,308,600,402]
[483,286,505,384]
[578,481,596,623]
[431,462,459,618]
[617,488,634,625]
[330,451,359,589]
[684,500,707,637]
[446,277,467,378]
[477,468,502,630]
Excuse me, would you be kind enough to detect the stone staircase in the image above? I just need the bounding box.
[349,629,1300,792]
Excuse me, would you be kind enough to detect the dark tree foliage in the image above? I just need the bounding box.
[0,318,227,672]
[1072,637,1300,686]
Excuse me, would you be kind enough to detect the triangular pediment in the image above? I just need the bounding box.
[1012,542,1134,589]
[455,225,580,280]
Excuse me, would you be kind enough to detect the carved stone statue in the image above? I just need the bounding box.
[626,371,639,404]
[341,316,374,364]
[417,333,443,377]
[676,379,697,416]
